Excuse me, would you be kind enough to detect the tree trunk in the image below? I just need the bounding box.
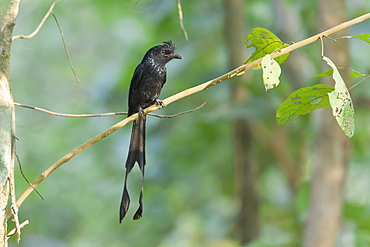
[223,0,260,244]
[303,1,350,246]
[0,0,20,245]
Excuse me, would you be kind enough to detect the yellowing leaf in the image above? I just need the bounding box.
[323,56,355,138]
[261,54,281,91]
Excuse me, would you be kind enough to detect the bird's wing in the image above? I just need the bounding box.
[129,64,144,92]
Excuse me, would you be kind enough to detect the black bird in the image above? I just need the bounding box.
[120,41,182,222]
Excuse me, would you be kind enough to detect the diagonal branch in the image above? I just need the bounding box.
[7,113,137,218]
[12,0,63,40]
[10,12,370,216]
[157,12,370,110]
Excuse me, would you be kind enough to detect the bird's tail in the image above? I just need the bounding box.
[120,115,146,222]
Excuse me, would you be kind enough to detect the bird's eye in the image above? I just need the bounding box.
[162,49,171,56]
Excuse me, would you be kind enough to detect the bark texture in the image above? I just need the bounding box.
[303,1,350,246]
[0,0,20,245]
[223,0,260,244]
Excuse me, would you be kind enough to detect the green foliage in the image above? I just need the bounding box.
[343,202,370,246]
[349,70,367,79]
[311,67,345,79]
[294,182,310,216]
[278,56,358,137]
[245,27,290,68]
[342,33,370,44]
[247,240,298,247]
[276,84,333,124]
[311,67,367,79]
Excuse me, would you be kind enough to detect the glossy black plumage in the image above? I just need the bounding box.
[120,41,182,222]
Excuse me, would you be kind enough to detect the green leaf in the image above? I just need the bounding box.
[311,67,345,79]
[312,67,366,79]
[245,27,290,68]
[262,54,281,90]
[344,33,370,44]
[350,70,366,79]
[276,84,333,125]
[323,56,355,138]
[312,68,335,79]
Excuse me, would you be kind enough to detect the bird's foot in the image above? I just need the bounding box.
[138,107,144,117]
[156,99,165,107]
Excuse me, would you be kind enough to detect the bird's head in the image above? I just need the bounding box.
[147,41,183,64]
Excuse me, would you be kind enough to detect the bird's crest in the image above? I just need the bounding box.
[163,40,176,50]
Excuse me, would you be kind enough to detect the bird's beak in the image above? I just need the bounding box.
[171,53,183,59]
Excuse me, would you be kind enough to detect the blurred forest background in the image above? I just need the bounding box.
[7,0,370,246]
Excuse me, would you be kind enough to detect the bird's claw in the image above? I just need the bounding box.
[138,107,144,118]
[156,100,165,107]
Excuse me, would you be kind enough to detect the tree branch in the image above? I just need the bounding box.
[8,113,137,218]
[51,12,80,83]
[151,13,370,111]
[14,102,206,118]
[11,12,370,215]
[8,177,20,243]
[14,102,126,117]
[177,0,188,41]
[12,0,63,40]
[1,0,21,243]
[6,220,29,239]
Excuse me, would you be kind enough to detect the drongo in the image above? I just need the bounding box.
[120,41,182,222]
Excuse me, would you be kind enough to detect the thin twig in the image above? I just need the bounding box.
[14,102,206,118]
[14,102,126,117]
[7,177,20,242]
[9,13,370,217]
[51,12,81,83]
[348,75,370,91]
[177,0,188,41]
[12,0,63,40]
[7,220,29,239]
[149,102,206,118]
[320,36,324,57]
[15,154,44,200]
